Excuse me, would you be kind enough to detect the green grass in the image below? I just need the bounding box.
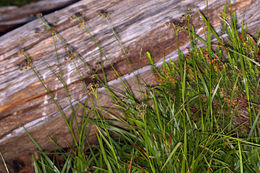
[13,1,260,173]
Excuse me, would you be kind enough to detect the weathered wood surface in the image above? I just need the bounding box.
[0,0,79,35]
[0,0,259,166]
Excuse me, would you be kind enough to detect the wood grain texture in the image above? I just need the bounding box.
[0,0,259,163]
[0,0,79,34]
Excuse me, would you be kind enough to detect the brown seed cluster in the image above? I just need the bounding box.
[18,49,24,57]
[78,18,85,28]
[34,28,41,34]
[98,9,112,18]
[136,102,148,117]
[136,102,147,110]
[65,51,77,61]
[164,9,193,31]
[164,20,189,31]
[49,26,56,33]
[17,50,32,71]
[36,13,42,18]
[18,62,32,71]
[69,11,85,21]
[86,80,100,94]
[138,109,146,117]
[69,14,77,21]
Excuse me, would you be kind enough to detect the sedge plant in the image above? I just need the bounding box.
[18,1,260,173]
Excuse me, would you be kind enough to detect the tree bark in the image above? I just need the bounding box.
[0,0,79,35]
[0,0,259,167]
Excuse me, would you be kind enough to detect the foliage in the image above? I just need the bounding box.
[16,1,260,173]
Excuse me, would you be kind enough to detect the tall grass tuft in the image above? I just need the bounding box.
[21,2,260,173]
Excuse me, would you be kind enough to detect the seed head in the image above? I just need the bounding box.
[98,9,111,18]
[18,49,24,57]
[19,66,24,71]
[36,13,42,18]
[79,11,85,15]
[69,14,77,21]
[49,26,56,33]
[164,22,170,27]
[79,19,85,26]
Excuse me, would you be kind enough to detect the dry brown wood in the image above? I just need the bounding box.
[0,0,259,168]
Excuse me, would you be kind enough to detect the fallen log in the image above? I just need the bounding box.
[0,0,79,35]
[0,0,259,170]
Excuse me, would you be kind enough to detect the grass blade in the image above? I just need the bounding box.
[0,152,9,173]
[161,142,182,171]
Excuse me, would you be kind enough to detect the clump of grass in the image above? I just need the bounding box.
[20,1,259,173]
